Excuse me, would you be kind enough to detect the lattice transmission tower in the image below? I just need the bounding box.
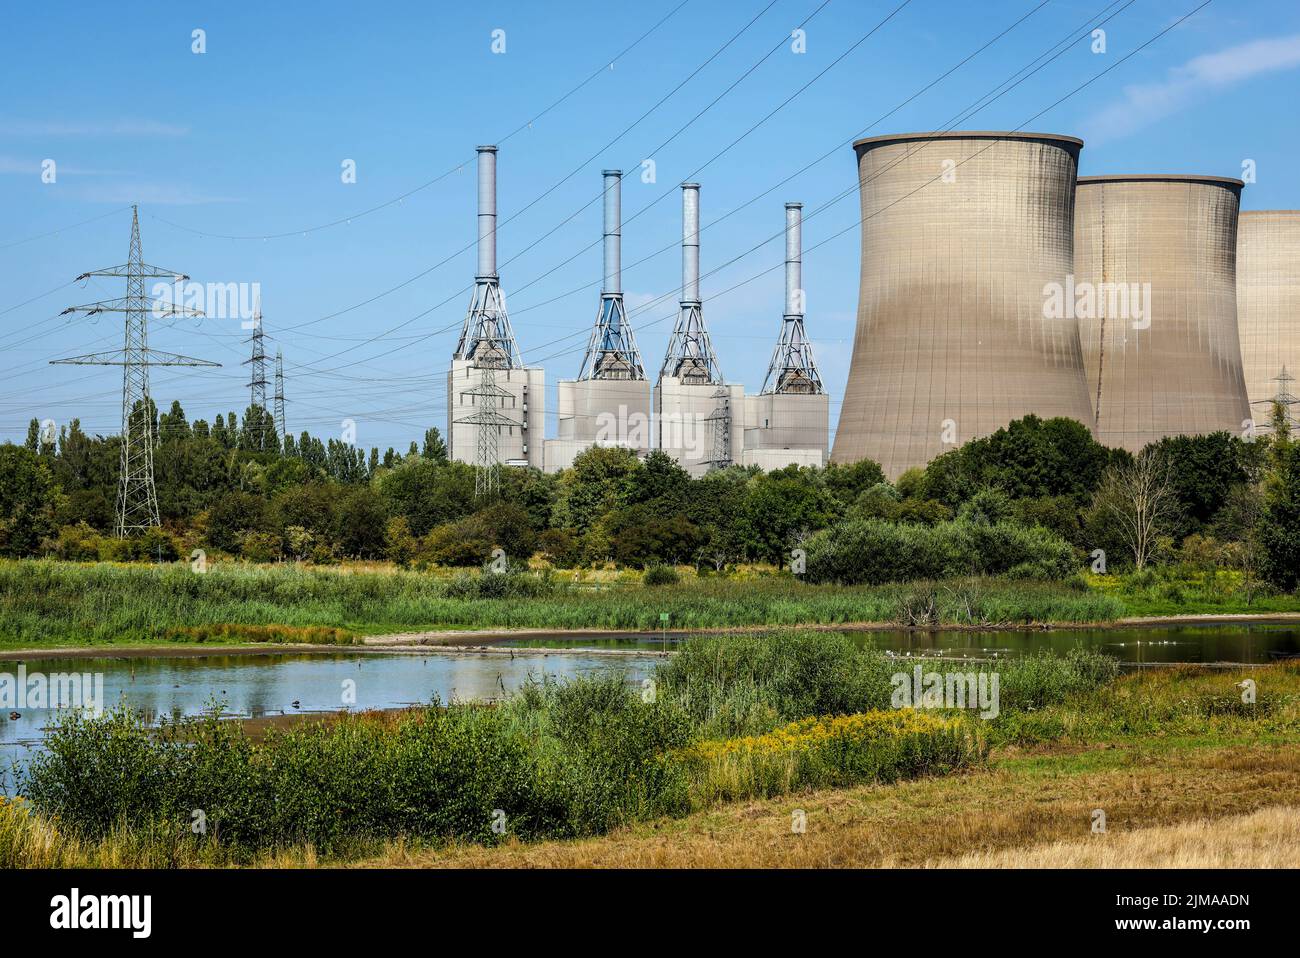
[51,205,218,537]
[242,310,272,450]
[706,384,733,470]
[273,348,288,448]
[1254,365,1300,435]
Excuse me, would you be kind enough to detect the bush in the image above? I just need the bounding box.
[656,631,896,738]
[643,565,680,586]
[44,522,101,561]
[684,710,986,805]
[22,676,690,853]
[803,517,1076,586]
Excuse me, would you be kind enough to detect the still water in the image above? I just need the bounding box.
[501,623,1300,664]
[0,650,658,791]
[3,623,1297,791]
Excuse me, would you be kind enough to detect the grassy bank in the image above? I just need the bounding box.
[6,632,1297,868]
[2,631,1111,865]
[0,560,1127,650]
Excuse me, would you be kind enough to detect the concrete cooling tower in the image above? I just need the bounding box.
[1237,210,1300,429]
[1074,175,1249,451]
[832,131,1094,479]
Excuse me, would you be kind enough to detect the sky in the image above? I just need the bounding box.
[2,0,1299,453]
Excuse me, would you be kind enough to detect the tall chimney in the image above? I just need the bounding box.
[602,170,622,295]
[476,145,498,279]
[785,202,802,317]
[681,183,700,304]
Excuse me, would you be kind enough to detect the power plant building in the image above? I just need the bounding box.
[546,170,652,473]
[1074,174,1250,451]
[1236,210,1300,430]
[743,201,828,469]
[448,145,545,474]
[655,182,741,477]
[832,131,1094,479]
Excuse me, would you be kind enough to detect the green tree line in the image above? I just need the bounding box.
[1,401,1296,590]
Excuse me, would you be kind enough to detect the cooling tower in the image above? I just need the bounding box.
[832,132,1094,479]
[1074,175,1249,451]
[1237,210,1300,426]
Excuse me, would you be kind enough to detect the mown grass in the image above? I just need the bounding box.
[0,559,1126,649]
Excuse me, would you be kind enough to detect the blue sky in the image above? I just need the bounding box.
[3,0,1299,452]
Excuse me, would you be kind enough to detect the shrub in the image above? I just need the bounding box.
[683,710,986,805]
[44,522,101,561]
[643,565,680,587]
[803,517,1076,586]
[656,631,895,737]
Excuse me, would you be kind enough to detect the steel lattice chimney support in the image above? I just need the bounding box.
[476,145,498,279]
[602,170,622,295]
[681,183,700,304]
[785,202,802,317]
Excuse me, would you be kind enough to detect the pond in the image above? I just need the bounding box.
[499,622,1300,664]
[3,622,1297,792]
[0,649,660,792]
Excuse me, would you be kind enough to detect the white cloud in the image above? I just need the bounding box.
[1080,34,1300,145]
[76,182,240,206]
[0,118,189,137]
[0,154,121,176]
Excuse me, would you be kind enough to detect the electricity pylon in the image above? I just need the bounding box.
[1253,365,1300,435]
[273,348,287,448]
[243,310,269,450]
[51,205,218,537]
[458,367,515,497]
[706,384,733,470]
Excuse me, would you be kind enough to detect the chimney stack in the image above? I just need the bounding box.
[785,202,802,318]
[681,183,700,304]
[476,145,498,279]
[602,170,622,295]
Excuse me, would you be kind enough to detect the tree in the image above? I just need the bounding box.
[1258,432,1300,591]
[736,467,835,563]
[1147,432,1253,540]
[551,446,639,532]
[205,490,270,554]
[1090,450,1178,571]
[333,486,388,559]
[422,427,448,464]
[822,458,887,512]
[0,444,60,557]
[625,450,690,513]
[378,457,475,536]
[924,415,1112,506]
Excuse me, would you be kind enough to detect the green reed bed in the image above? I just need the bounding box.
[0,560,1124,649]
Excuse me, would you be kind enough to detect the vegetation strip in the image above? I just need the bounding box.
[5,629,1293,868]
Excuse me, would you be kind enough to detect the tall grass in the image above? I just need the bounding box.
[654,632,1120,739]
[0,559,1124,648]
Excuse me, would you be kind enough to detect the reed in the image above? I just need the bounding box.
[0,559,1125,649]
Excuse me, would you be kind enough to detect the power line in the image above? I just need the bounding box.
[146,1,694,242]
